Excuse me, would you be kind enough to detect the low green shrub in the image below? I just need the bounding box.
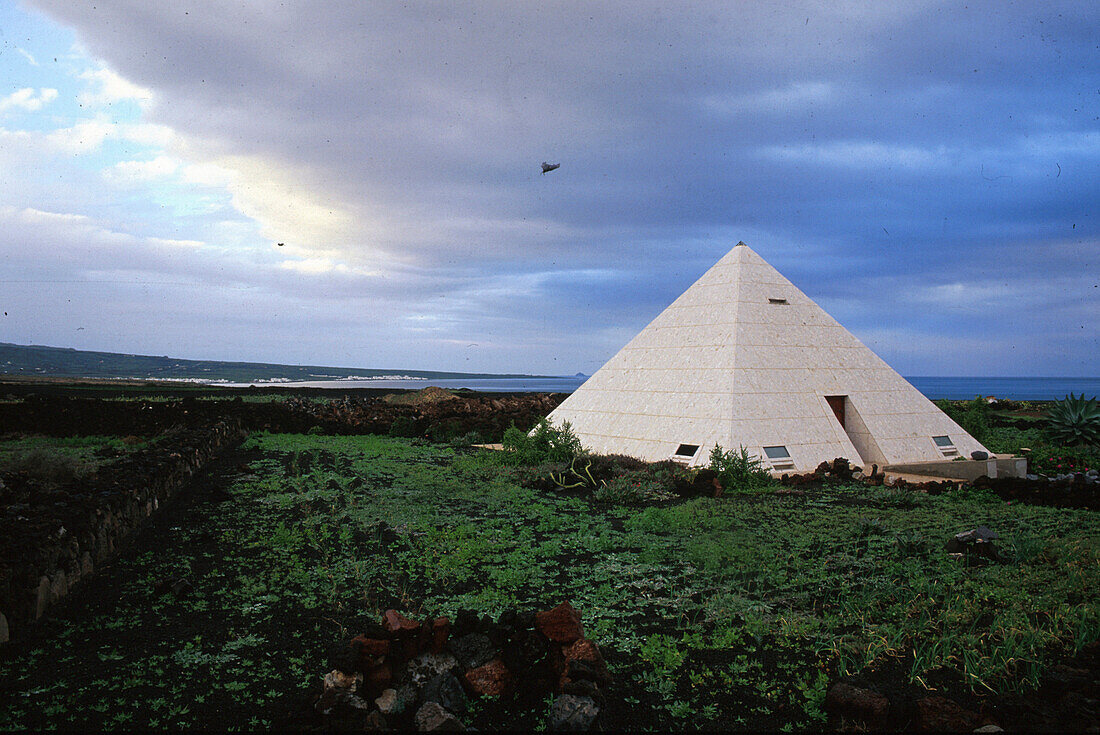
[936,396,992,442]
[981,425,1044,454]
[1,447,93,487]
[593,469,677,505]
[1028,445,1100,475]
[388,416,419,438]
[452,430,485,446]
[708,444,773,492]
[500,419,585,465]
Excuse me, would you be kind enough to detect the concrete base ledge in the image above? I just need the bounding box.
[885,454,1026,481]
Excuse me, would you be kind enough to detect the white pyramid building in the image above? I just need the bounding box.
[547,242,989,473]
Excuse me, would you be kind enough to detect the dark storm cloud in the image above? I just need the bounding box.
[22,0,1100,374]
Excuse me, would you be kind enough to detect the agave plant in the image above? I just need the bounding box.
[1045,393,1100,446]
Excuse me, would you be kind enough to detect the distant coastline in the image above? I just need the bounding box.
[1,343,1095,399]
[207,375,1100,399]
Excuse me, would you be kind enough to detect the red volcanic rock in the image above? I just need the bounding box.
[536,602,584,644]
[915,695,981,732]
[559,638,610,689]
[825,682,889,728]
[563,639,603,667]
[351,636,391,660]
[382,609,420,636]
[431,617,451,654]
[362,662,393,698]
[464,658,512,697]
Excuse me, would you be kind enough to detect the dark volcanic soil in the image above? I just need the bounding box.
[2,391,1097,731]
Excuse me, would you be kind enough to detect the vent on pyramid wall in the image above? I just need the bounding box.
[763,445,795,469]
[768,297,789,305]
[672,444,700,462]
[933,435,958,457]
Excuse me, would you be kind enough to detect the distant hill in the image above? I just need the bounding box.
[0,342,546,383]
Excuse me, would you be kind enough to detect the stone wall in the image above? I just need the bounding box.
[0,419,247,643]
[0,392,566,442]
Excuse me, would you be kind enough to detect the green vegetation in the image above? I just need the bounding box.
[708,444,776,493]
[1,431,1096,731]
[0,435,149,485]
[1045,393,1100,447]
[500,418,585,464]
[936,396,991,443]
[938,397,1099,474]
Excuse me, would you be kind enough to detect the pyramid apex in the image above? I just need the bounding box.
[735,241,747,247]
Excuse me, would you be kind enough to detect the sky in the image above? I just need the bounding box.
[0,1,1096,377]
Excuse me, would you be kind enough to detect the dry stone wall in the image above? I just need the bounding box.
[0,419,247,643]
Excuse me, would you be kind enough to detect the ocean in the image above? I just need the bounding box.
[230,375,1099,400]
[903,376,1100,401]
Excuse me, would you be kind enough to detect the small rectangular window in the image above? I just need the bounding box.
[933,435,958,456]
[768,297,789,304]
[673,444,700,458]
[763,445,791,459]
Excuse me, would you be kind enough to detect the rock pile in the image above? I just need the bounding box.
[315,601,610,731]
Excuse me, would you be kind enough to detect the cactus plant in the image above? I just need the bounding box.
[1045,393,1100,446]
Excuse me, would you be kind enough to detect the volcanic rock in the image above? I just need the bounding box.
[561,638,610,684]
[402,651,461,689]
[946,526,1005,562]
[536,601,585,644]
[375,688,398,714]
[448,632,495,670]
[362,662,393,698]
[430,617,451,653]
[383,609,421,636]
[825,682,889,728]
[414,701,464,731]
[915,695,982,731]
[464,658,512,696]
[548,694,599,731]
[351,635,391,668]
[423,672,468,713]
[324,669,363,692]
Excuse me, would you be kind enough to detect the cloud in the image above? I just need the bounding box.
[703,81,835,116]
[77,67,153,108]
[759,140,949,170]
[0,87,58,113]
[17,48,40,66]
[8,0,1099,375]
[28,118,173,154]
[103,155,179,184]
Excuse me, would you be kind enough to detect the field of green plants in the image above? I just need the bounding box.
[2,417,1097,730]
[0,434,150,485]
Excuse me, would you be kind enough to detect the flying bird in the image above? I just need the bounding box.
[541,162,560,174]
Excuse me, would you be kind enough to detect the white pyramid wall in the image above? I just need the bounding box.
[547,242,988,472]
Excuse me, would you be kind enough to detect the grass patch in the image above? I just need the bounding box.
[0,432,1096,731]
[0,434,149,485]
